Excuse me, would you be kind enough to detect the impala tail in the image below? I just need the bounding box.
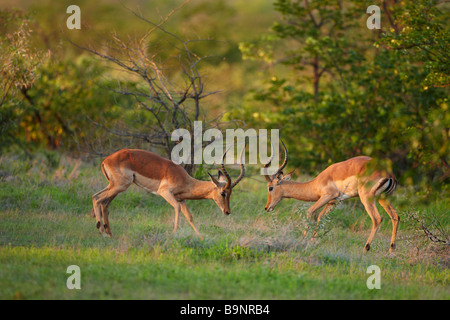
[376,177,397,196]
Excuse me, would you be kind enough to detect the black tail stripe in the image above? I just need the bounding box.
[385,178,397,195]
[376,178,389,194]
[376,178,396,195]
[385,178,393,194]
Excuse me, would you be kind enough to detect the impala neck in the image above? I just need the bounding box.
[181,178,216,200]
[281,179,320,202]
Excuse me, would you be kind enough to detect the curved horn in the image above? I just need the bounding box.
[263,142,275,182]
[221,146,232,189]
[273,139,288,179]
[231,143,246,189]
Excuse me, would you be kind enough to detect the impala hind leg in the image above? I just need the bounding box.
[378,198,400,252]
[92,187,108,233]
[360,196,382,252]
[97,184,129,237]
[100,193,118,237]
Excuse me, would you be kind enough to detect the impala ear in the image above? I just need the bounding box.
[283,169,295,181]
[275,169,295,184]
[208,172,220,186]
[217,170,227,182]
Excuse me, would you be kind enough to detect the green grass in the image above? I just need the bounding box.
[0,154,449,300]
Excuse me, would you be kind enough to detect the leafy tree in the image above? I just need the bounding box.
[377,0,450,88]
[17,58,134,152]
[71,4,225,173]
[0,10,136,154]
[377,0,450,187]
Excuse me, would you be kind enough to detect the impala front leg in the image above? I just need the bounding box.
[311,201,336,240]
[180,201,204,240]
[304,194,336,240]
[160,191,203,240]
[173,207,180,234]
[159,190,181,234]
[307,194,337,219]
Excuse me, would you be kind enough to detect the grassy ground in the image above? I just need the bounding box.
[0,153,449,300]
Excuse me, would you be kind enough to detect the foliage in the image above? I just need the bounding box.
[377,0,450,88]
[1,55,138,153]
[0,10,49,105]
[0,9,50,150]
[17,58,132,151]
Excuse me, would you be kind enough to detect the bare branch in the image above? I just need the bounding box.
[68,3,227,173]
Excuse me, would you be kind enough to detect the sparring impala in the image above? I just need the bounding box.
[264,142,399,252]
[91,147,245,239]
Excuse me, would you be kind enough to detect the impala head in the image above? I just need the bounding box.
[264,141,295,212]
[208,146,245,216]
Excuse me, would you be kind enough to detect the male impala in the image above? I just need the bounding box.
[264,142,399,252]
[91,148,245,239]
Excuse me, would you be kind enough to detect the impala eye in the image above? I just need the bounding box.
[221,192,226,197]
[269,187,273,192]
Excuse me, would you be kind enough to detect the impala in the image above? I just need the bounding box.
[263,142,399,252]
[91,147,245,239]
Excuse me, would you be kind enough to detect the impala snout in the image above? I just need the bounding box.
[265,193,276,213]
[211,189,232,217]
[223,201,231,216]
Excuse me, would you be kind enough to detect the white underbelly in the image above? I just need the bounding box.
[336,193,353,201]
[334,178,358,200]
[133,173,161,194]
